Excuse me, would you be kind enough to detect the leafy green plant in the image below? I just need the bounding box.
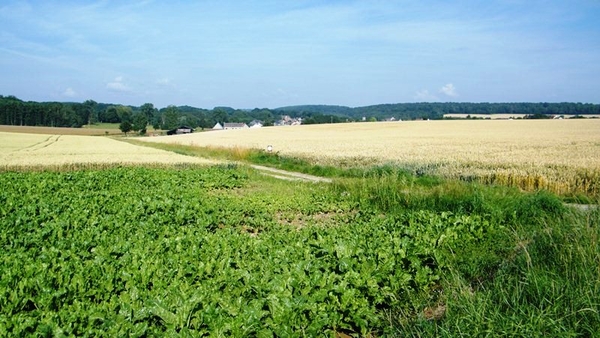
[1,164,598,336]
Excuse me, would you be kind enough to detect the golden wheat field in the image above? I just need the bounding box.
[0,132,213,170]
[140,119,600,196]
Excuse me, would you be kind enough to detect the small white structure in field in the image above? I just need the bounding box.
[249,120,263,128]
[223,123,249,130]
[213,122,224,130]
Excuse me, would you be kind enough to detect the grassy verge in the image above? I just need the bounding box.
[125,141,323,170]
[330,170,599,335]
[405,206,600,336]
[126,141,420,179]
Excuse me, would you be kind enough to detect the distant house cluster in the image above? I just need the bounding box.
[211,115,305,131]
[213,122,247,130]
[274,115,302,126]
[213,120,264,130]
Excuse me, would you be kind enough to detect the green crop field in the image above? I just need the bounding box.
[2,164,599,336]
[1,129,599,336]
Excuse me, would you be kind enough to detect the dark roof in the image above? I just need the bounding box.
[223,123,247,128]
[167,126,195,135]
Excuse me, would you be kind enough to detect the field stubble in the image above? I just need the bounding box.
[140,120,600,197]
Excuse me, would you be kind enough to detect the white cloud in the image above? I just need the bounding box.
[414,89,438,101]
[63,87,76,97]
[440,83,458,97]
[106,76,130,92]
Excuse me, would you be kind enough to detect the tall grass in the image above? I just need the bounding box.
[128,141,357,177]
[335,170,600,335]
[409,207,600,337]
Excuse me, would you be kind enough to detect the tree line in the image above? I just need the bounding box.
[1,95,599,132]
[0,96,276,131]
[281,102,600,121]
[0,96,342,131]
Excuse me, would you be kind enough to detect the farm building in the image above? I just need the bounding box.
[223,123,249,130]
[249,120,263,128]
[213,122,249,130]
[167,126,194,135]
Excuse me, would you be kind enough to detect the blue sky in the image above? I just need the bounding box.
[1,0,599,109]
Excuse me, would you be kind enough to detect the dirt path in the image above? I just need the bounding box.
[566,204,599,212]
[250,165,333,183]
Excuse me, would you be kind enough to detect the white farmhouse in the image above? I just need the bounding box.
[223,123,249,130]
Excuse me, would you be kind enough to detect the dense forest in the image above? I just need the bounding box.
[1,95,599,131]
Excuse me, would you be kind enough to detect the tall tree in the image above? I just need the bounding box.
[119,120,132,135]
[62,104,83,127]
[140,103,156,123]
[132,113,148,134]
[116,105,133,124]
[211,108,228,125]
[83,100,98,125]
[162,105,179,130]
[100,106,120,123]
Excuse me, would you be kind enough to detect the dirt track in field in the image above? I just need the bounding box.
[250,165,332,183]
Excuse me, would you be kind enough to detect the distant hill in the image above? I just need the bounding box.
[278,102,600,121]
[276,105,353,116]
[164,105,210,114]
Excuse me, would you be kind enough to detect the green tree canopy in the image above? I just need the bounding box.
[119,120,132,135]
[83,100,98,125]
[162,105,179,130]
[140,103,156,122]
[132,113,148,134]
[100,106,120,123]
[211,108,229,125]
[116,106,133,123]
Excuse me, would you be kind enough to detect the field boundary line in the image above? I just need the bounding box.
[250,164,332,183]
